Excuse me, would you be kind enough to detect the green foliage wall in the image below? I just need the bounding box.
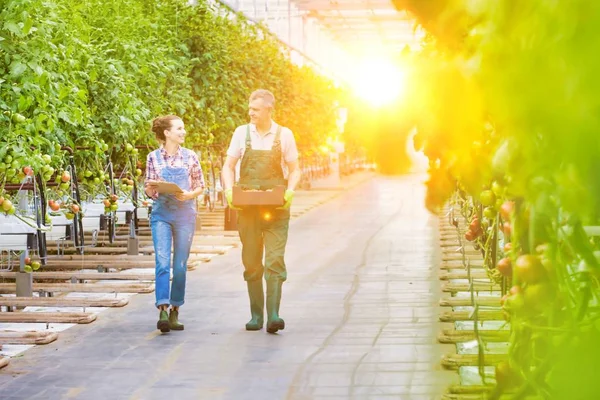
[0,0,342,178]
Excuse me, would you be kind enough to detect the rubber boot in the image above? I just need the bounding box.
[245,280,264,331]
[266,278,285,334]
[169,309,184,331]
[157,309,170,333]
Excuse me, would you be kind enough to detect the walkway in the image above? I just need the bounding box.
[0,174,457,400]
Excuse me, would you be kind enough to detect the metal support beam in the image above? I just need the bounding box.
[294,0,395,11]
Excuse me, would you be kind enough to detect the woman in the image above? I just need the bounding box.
[144,115,204,333]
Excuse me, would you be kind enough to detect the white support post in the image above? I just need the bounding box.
[127,218,139,256]
[302,15,307,54]
[287,0,291,45]
[17,243,33,298]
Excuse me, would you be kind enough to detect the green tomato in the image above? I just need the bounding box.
[495,198,504,211]
[12,113,26,123]
[483,207,497,219]
[505,293,525,312]
[480,190,496,206]
[491,181,504,196]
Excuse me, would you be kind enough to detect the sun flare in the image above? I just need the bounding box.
[350,58,406,107]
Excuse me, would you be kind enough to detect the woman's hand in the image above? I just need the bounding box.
[174,191,195,201]
[144,183,159,200]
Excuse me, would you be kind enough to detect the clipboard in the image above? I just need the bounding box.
[147,181,183,194]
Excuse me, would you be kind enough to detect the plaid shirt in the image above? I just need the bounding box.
[145,146,204,194]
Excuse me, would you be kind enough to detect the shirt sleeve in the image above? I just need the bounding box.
[188,151,205,191]
[226,127,243,159]
[283,129,299,163]
[144,152,159,199]
[145,151,159,183]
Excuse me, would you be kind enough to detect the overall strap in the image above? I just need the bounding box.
[245,124,252,150]
[154,149,166,169]
[181,148,190,165]
[273,125,282,147]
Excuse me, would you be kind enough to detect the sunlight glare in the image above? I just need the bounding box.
[351,58,406,107]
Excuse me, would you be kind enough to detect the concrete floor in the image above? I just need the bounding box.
[0,174,457,400]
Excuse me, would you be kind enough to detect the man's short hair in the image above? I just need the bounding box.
[249,89,275,108]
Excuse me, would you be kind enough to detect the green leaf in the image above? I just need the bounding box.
[58,111,73,125]
[3,21,23,37]
[22,17,34,36]
[27,61,43,75]
[9,62,27,77]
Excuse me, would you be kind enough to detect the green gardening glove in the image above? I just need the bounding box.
[277,189,294,210]
[225,188,242,210]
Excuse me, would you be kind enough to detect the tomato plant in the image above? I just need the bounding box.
[392,0,600,397]
[1,0,352,214]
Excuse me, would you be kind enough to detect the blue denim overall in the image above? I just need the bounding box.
[150,149,197,308]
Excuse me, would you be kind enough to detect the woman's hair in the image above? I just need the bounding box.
[151,115,181,141]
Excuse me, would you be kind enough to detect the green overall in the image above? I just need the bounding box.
[237,124,289,333]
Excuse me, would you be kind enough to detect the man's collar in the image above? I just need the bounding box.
[250,120,278,136]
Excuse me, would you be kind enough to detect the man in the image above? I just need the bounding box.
[222,89,301,334]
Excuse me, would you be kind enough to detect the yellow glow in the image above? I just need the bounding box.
[262,211,272,221]
[349,58,407,107]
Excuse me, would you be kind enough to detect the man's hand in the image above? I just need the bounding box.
[225,188,242,210]
[277,189,294,210]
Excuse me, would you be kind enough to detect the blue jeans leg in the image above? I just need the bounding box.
[151,218,172,308]
[170,217,196,307]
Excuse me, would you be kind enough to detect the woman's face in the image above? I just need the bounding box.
[164,118,186,145]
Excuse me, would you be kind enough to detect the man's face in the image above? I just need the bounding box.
[248,98,271,126]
